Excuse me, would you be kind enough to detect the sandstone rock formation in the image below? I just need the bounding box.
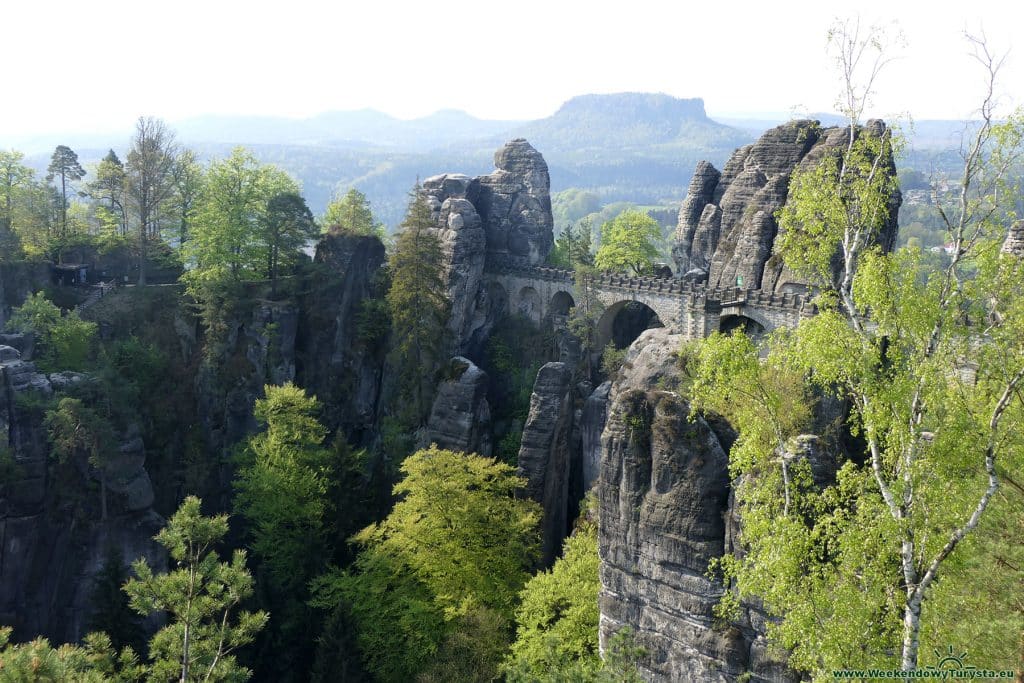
[422,139,555,354]
[516,361,575,565]
[423,356,492,457]
[597,329,794,682]
[672,120,901,293]
[472,138,554,266]
[0,346,163,643]
[580,381,611,493]
[1001,219,1024,257]
[299,233,388,444]
[422,175,487,351]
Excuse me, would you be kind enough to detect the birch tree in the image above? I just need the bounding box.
[691,23,1024,676]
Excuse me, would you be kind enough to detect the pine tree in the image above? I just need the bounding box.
[385,187,449,424]
[124,496,267,682]
[88,150,128,236]
[46,144,85,238]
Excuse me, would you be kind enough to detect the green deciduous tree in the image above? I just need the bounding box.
[170,149,204,247]
[5,292,97,371]
[186,147,300,285]
[505,516,601,678]
[46,144,86,238]
[322,188,382,237]
[0,149,34,258]
[234,383,331,594]
[127,117,178,284]
[385,188,449,424]
[233,383,334,681]
[313,446,541,682]
[45,397,117,519]
[690,25,1024,676]
[594,209,661,275]
[124,496,268,683]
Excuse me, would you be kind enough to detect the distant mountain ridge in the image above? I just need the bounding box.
[513,92,745,151]
[7,93,979,229]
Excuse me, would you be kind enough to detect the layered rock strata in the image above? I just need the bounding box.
[422,138,555,354]
[597,329,795,682]
[423,357,492,457]
[515,361,575,565]
[672,120,901,293]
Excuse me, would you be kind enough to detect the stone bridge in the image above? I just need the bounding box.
[483,263,813,347]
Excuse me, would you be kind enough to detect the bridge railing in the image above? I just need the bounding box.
[486,260,813,314]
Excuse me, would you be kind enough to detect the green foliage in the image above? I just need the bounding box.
[599,342,627,379]
[552,188,602,228]
[691,75,1024,674]
[0,627,145,682]
[314,447,541,682]
[124,496,268,682]
[776,129,901,288]
[234,383,331,594]
[184,147,302,287]
[46,144,86,237]
[568,264,607,378]
[263,191,317,288]
[594,209,662,275]
[505,519,602,678]
[385,188,449,423]
[548,219,594,269]
[5,292,98,371]
[354,296,390,347]
[87,149,128,237]
[322,188,383,238]
[45,397,117,519]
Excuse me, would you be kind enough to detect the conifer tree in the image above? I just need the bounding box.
[385,187,449,423]
[46,144,85,238]
[124,496,267,682]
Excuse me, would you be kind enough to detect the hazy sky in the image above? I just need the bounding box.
[3,0,1021,139]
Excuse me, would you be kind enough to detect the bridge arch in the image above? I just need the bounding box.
[516,286,543,324]
[719,313,768,341]
[596,300,664,352]
[548,290,575,327]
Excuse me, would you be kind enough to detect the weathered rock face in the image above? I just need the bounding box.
[422,175,488,353]
[421,139,555,354]
[472,138,554,266]
[196,299,300,470]
[299,233,388,444]
[597,329,794,682]
[580,381,611,493]
[516,361,575,565]
[0,347,164,643]
[672,120,901,292]
[422,357,492,457]
[1001,220,1024,257]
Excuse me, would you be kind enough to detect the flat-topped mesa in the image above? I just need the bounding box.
[672,119,901,293]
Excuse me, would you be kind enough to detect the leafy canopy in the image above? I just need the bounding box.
[314,447,541,682]
[594,209,661,275]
